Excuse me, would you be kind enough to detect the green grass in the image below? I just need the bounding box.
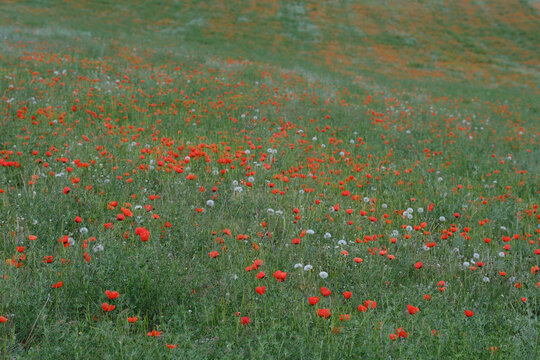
[0,0,539,359]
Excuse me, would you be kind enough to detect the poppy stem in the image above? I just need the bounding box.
[23,293,51,348]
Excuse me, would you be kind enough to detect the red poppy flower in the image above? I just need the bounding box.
[147,329,162,337]
[0,316,7,323]
[321,287,331,297]
[255,286,266,295]
[101,303,115,312]
[317,309,331,318]
[166,344,177,349]
[128,317,138,323]
[135,227,150,241]
[273,270,287,282]
[52,281,63,288]
[105,290,119,300]
[308,297,320,305]
[465,310,474,317]
[406,304,419,315]
[364,300,377,309]
[241,316,251,325]
[343,291,352,299]
[414,261,423,269]
[209,251,219,258]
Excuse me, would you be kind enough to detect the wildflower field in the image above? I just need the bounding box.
[0,0,539,359]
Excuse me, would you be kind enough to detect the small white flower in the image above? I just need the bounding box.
[417,207,424,213]
[406,208,413,213]
[248,176,255,182]
[275,210,283,216]
[363,197,370,203]
[423,245,430,251]
[391,230,399,237]
[232,180,239,186]
[306,229,315,235]
[206,200,215,207]
[382,203,388,209]
[483,277,490,283]
[79,227,88,234]
[463,261,470,267]
[234,186,243,192]
[407,214,413,219]
[303,264,313,271]
[319,271,328,279]
[498,252,505,258]
[473,253,480,259]
[439,216,446,222]
[438,177,443,182]
[232,274,238,280]
[68,237,75,246]
[337,239,347,246]
[294,263,303,269]
[267,208,275,215]
[134,205,142,210]
[406,225,413,232]
[92,244,104,252]
[324,232,332,239]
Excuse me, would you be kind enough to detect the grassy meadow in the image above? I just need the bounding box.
[0,0,539,359]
